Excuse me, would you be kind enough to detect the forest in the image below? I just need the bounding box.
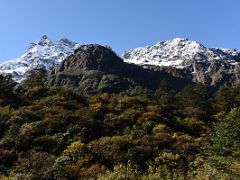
[0,72,240,180]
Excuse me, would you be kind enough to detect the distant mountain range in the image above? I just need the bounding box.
[1,36,240,92]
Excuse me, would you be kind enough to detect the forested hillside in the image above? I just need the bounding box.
[0,72,240,180]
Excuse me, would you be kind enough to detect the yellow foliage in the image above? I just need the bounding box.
[63,141,84,157]
[76,154,93,167]
[0,106,11,120]
[213,111,226,121]
[152,123,167,134]
[90,102,103,111]
[180,117,204,129]
[154,152,180,167]
[0,175,10,180]
[100,93,111,101]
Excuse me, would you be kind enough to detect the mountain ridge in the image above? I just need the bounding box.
[1,36,240,87]
[123,38,240,86]
[122,38,240,69]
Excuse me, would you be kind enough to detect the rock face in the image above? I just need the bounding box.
[123,38,240,86]
[0,35,80,82]
[48,45,135,94]
[48,44,191,94]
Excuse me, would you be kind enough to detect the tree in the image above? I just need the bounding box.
[175,83,212,118]
[154,79,175,107]
[22,68,47,88]
[210,108,240,156]
[16,69,49,101]
[0,75,21,107]
[215,85,240,112]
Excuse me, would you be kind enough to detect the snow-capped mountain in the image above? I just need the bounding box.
[123,38,240,71]
[0,35,80,82]
[1,36,240,86]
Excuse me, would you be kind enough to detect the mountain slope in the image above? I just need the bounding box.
[123,38,240,69]
[123,38,240,85]
[0,35,80,82]
[48,44,191,94]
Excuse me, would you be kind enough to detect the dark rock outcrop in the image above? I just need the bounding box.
[48,45,192,94]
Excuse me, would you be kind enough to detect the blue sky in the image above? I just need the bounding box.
[0,0,240,62]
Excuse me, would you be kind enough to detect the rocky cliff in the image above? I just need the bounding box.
[48,44,191,94]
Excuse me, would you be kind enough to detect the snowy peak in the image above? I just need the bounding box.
[122,38,240,69]
[38,35,53,46]
[0,36,80,82]
[163,38,206,54]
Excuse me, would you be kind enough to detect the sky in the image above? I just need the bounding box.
[0,0,240,62]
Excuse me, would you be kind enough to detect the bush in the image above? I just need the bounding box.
[8,151,56,179]
[89,136,130,166]
[98,162,140,180]
[179,117,206,135]
[146,152,187,179]
[189,155,240,180]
